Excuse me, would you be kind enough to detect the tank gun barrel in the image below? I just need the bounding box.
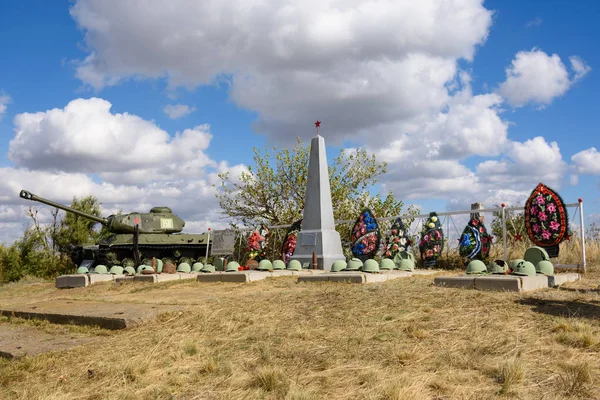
[19,190,109,225]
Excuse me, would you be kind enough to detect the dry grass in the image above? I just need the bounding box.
[0,242,599,399]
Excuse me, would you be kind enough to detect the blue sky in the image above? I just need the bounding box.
[0,0,598,243]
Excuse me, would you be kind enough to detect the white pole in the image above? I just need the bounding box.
[205,228,211,265]
[578,199,586,273]
[501,204,507,262]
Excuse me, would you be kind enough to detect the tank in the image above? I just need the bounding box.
[19,190,211,268]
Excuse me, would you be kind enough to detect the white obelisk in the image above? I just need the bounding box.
[291,122,345,270]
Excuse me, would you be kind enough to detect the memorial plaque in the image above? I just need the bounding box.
[301,232,317,246]
[211,229,236,255]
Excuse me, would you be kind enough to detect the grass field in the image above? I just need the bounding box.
[0,239,599,399]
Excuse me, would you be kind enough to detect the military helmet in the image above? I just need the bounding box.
[380,258,395,270]
[345,258,363,271]
[524,246,550,266]
[512,260,536,276]
[272,260,286,270]
[155,259,164,273]
[257,260,273,271]
[488,260,508,274]
[176,262,191,273]
[362,259,380,273]
[398,259,415,272]
[76,266,89,274]
[109,265,124,275]
[201,264,215,273]
[191,262,204,272]
[510,259,525,272]
[123,266,136,275]
[93,265,108,274]
[466,259,487,275]
[287,259,302,271]
[139,265,154,273]
[226,261,241,272]
[536,260,554,275]
[331,260,347,272]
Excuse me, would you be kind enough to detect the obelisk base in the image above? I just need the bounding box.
[290,229,345,271]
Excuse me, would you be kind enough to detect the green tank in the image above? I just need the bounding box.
[19,189,211,267]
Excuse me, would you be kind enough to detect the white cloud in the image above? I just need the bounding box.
[525,17,543,28]
[163,104,196,119]
[569,56,592,82]
[498,49,591,108]
[0,99,248,244]
[572,147,600,175]
[8,98,215,184]
[0,93,11,119]
[69,0,493,142]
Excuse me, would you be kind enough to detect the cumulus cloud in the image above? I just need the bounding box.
[69,0,493,143]
[499,49,591,108]
[163,104,196,119]
[8,98,215,184]
[1,99,248,244]
[572,147,600,175]
[0,93,11,119]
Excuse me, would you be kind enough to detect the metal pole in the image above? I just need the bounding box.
[205,228,211,265]
[578,198,586,273]
[501,204,507,262]
[446,216,450,256]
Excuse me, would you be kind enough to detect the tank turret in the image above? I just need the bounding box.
[19,190,185,234]
[19,189,210,268]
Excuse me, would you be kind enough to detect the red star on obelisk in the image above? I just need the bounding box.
[315,120,321,135]
[514,233,522,242]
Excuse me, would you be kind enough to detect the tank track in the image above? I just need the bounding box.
[98,244,209,265]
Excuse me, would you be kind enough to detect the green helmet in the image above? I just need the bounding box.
[136,265,146,274]
[123,266,136,275]
[524,246,550,266]
[466,259,487,275]
[331,260,347,272]
[345,258,363,271]
[109,265,124,275]
[272,260,286,270]
[155,259,164,273]
[214,257,224,271]
[226,261,241,272]
[287,259,302,271]
[201,264,215,273]
[512,260,536,276]
[380,258,395,270]
[93,265,108,274]
[176,262,191,273]
[76,266,89,274]
[191,262,204,272]
[488,260,508,274]
[362,259,380,273]
[398,259,415,272]
[536,260,554,275]
[257,260,273,271]
[510,259,525,272]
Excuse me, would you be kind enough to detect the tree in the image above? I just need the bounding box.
[490,204,527,244]
[216,137,419,259]
[0,195,105,282]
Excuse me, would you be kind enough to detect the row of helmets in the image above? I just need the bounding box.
[76,259,219,275]
[465,246,555,276]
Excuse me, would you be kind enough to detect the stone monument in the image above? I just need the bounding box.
[290,121,345,270]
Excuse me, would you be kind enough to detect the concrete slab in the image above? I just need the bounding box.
[0,300,186,330]
[88,274,116,284]
[115,276,135,284]
[411,269,443,276]
[519,275,551,291]
[546,273,581,287]
[0,324,98,359]
[474,276,522,292]
[56,274,89,289]
[433,276,475,289]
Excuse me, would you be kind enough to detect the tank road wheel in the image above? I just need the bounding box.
[171,249,182,258]
[179,257,193,266]
[121,258,136,268]
[105,251,119,266]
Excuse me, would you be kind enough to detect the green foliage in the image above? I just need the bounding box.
[216,137,419,261]
[0,195,104,283]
